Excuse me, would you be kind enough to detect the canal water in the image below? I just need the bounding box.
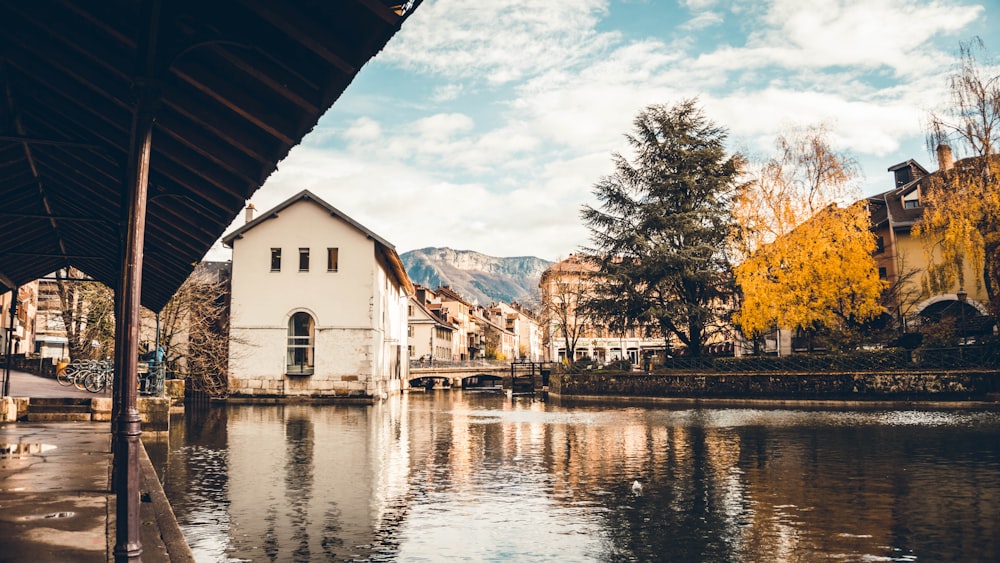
[152,392,1000,562]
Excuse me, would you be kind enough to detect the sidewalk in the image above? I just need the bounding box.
[0,369,192,562]
[2,367,107,399]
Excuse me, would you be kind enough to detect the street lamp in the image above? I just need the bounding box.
[956,288,968,350]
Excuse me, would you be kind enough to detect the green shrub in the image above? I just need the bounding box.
[604,359,633,372]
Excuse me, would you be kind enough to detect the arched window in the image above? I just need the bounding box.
[287,312,314,375]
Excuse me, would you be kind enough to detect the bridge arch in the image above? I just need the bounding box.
[913,293,989,319]
[461,373,503,389]
[408,375,452,390]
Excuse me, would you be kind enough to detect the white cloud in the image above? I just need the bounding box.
[343,117,382,142]
[381,0,617,85]
[432,83,465,102]
[681,11,724,30]
[234,0,992,263]
[696,0,981,75]
[704,88,925,158]
[681,0,720,8]
[413,113,475,139]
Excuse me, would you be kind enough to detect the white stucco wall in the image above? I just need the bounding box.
[227,197,409,398]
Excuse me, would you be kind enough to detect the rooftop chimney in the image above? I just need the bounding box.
[936,144,954,172]
[245,203,256,224]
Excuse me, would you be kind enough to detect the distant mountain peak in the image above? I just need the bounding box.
[400,248,553,306]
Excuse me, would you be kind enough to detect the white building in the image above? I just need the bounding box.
[223,190,413,399]
[407,296,455,362]
[491,302,543,361]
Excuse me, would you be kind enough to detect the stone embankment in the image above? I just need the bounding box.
[551,371,1000,402]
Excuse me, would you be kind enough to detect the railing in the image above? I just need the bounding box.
[577,344,1000,374]
[409,359,511,369]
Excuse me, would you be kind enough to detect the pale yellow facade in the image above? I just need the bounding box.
[872,158,990,333]
[225,191,412,399]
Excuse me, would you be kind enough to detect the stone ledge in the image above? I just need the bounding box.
[552,371,1000,401]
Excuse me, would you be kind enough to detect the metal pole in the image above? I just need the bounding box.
[2,287,16,397]
[113,2,160,560]
[155,311,162,396]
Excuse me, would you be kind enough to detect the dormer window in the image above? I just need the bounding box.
[904,199,920,209]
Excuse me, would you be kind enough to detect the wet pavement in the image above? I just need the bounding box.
[2,368,109,399]
[0,421,112,561]
[0,369,191,562]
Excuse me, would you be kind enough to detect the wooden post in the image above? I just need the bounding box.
[113,2,160,561]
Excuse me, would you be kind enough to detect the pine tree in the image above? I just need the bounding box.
[581,100,740,358]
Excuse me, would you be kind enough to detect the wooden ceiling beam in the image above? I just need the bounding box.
[26,140,121,189]
[6,1,133,83]
[161,90,279,163]
[20,77,131,153]
[147,196,227,246]
[148,155,241,219]
[155,110,266,186]
[240,0,358,74]
[4,39,133,116]
[170,61,297,146]
[152,123,259,189]
[211,47,321,114]
[355,0,402,24]
[32,159,120,213]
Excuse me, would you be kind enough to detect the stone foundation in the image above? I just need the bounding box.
[551,371,1000,401]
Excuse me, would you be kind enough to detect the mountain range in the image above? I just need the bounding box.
[400,247,553,306]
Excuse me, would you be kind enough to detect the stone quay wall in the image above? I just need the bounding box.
[551,371,1000,401]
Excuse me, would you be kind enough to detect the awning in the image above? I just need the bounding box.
[0,0,421,311]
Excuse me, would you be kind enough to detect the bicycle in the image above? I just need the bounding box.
[56,362,78,386]
[57,359,112,392]
[84,367,112,393]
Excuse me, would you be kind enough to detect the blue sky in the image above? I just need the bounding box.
[214,0,999,262]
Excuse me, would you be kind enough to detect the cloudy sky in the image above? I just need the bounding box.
[213,0,998,262]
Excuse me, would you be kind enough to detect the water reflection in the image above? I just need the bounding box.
[0,443,57,458]
[155,393,1000,562]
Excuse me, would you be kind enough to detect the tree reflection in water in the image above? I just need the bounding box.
[154,395,1000,562]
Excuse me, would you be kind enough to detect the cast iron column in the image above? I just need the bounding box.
[2,286,16,397]
[113,2,160,560]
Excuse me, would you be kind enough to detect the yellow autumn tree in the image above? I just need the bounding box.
[731,124,860,260]
[917,38,1000,315]
[733,126,885,346]
[735,202,885,340]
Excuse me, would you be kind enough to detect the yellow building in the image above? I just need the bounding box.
[868,149,991,339]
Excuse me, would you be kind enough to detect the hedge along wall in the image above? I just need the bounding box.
[550,371,1000,401]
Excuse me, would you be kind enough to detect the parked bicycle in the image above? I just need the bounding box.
[56,359,114,393]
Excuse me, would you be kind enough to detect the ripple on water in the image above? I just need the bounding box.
[158,399,1000,563]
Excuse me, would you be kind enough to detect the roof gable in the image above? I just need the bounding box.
[222,189,393,248]
[223,189,413,295]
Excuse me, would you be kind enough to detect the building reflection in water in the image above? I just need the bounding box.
[158,395,1000,562]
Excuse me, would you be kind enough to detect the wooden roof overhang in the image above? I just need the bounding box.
[0,0,421,311]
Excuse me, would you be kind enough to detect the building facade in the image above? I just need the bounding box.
[224,191,413,399]
[868,148,991,340]
[539,255,671,365]
[407,295,455,362]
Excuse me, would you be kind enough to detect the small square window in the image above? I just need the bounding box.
[904,199,920,209]
[270,248,281,272]
[299,248,310,272]
[327,248,339,272]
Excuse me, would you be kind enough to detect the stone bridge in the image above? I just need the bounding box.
[408,365,508,389]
